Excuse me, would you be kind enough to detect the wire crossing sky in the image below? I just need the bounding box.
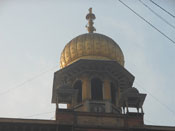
[118,0,175,44]
[139,0,175,29]
[149,0,175,18]
[0,0,175,126]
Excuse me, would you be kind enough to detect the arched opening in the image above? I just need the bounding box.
[111,83,116,105]
[91,78,103,100]
[73,80,82,103]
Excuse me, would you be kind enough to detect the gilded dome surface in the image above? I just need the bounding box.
[60,33,124,68]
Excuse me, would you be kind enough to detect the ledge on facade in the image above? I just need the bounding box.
[0,117,56,124]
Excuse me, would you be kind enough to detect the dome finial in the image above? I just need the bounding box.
[86,8,96,33]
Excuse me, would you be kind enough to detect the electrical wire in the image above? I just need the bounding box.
[0,65,57,96]
[23,111,55,118]
[126,59,175,123]
[135,81,175,124]
[139,0,175,29]
[135,80,175,115]
[118,0,175,44]
[144,118,158,125]
[149,0,175,18]
[50,116,55,120]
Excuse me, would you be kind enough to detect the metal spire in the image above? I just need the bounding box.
[86,8,96,33]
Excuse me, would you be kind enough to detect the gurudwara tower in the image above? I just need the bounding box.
[52,8,147,129]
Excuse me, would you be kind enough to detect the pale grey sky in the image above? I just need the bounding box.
[0,0,175,126]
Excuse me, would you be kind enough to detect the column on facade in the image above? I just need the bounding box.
[103,78,111,101]
[82,76,91,101]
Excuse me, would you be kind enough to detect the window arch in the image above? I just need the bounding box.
[111,82,117,105]
[91,78,103,100]
[73,80,82,103]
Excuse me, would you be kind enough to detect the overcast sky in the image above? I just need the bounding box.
[0,0,175,126]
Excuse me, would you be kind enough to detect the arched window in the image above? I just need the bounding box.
[111,83,116,105]
[91,78,103,100]
[73,80,82,103]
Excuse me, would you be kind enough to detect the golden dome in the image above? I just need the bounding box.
[60,33,125,68]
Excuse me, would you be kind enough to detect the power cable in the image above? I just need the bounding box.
[126,60,175,123]
[118,0,175,44]
[0,65,58,96]
[23,111,55,118]
[135,81,175,124]
[137,83,174,115]
[135,80,175,116]
[144,118,158,125]
[50,116,55,120]
[149,0,175,18]
[139,0,175,29]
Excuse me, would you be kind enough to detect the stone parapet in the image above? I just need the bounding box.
[56,109,144,128]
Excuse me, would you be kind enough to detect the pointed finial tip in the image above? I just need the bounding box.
[89,8,92,13]
[86,8,96,33]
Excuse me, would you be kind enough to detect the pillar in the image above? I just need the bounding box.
[103,79,111,100]
[82,77,91,101]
